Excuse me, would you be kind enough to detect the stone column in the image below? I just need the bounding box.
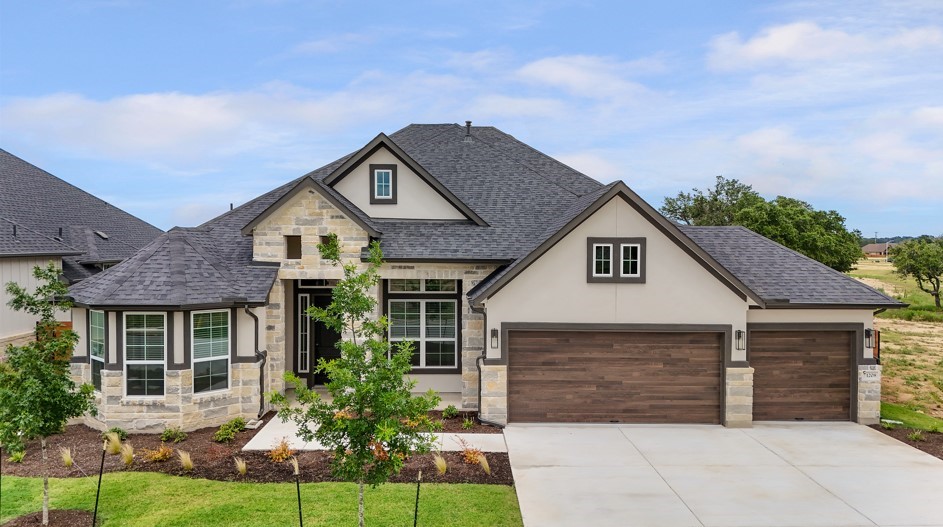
[857,364,881,425]
[479,364,507,425]
[724,366,754,428]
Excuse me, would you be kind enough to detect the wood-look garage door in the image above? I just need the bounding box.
[507,330,723,424]
[750,330,853,421]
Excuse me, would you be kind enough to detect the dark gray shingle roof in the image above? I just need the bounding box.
[0,149,163,281]
[0,217,81,257]
[679,226,903,306]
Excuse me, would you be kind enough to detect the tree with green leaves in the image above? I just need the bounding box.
[890,237,943,308]
[1,262,96,526]
[661,176,862,272]
[270,234,441,527]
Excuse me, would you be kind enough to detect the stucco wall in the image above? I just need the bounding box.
[332,148,466,220]
[484,197,750,360]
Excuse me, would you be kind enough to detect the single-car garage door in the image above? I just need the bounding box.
[750,330,853,421]
[507,330,722,424]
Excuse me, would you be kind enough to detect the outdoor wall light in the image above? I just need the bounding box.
[490,328,499,349]
[735,330,745,351]
[865,328,873,349]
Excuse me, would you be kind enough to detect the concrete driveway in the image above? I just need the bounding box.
[504,423,943,527]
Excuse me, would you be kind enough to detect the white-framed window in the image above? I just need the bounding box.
[192,310,230,394]
[297,294,311,373]
[89,310,105,391]
[621,244,641,277]
[592,244,612,277]
[374,169,392,199]
[388,299,457,368]
[124,313,166,397]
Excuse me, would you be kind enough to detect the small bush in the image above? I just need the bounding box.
[8,450,25,463]
[456,436,490,475]
[908,430,925,442]
[268,437,296,463]
[442,405,459,419]
[234,457,247,476]
[141,443,174,462]
[160,426,187,443]
[214,418,247,443]
[433,453,448,475]
[478,453,491,475]
[462,417,475,430]
[881,421,896,430]
[104,432,123,455]
[59,447,73,468]
[103,427,128,441]
[178,450,193,472]
[289,456,300,476]
[120,443,135,467]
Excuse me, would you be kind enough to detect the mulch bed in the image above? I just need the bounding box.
[871,425,943,461]
[1,412,510,486]
[1,509,94,527]
[429,410,503,434]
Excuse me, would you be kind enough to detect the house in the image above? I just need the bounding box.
[861,242,896,259]
[65,123,903,432]
[0,149,162,347]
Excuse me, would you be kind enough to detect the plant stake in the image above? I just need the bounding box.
[292,457,303,527]
[413,470,422,527]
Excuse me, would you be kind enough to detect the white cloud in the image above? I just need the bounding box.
[708,22,943,71]
[552,151,622,182]
[291,32,375,54]
[516,55,659,100]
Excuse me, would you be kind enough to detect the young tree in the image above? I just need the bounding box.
[0,262,96,526]
[890,237,943,308]
[270,234,440,527]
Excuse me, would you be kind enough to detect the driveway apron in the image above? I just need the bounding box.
[504,423,943,527]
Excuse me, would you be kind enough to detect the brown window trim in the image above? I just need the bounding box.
[586,237,647,283]
[382,279,462,374]
[369,164,397,204]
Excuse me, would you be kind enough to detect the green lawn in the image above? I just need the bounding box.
[0,473,523,527]
[881,402,943,432]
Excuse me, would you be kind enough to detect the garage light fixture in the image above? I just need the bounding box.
[735,330,745,351]
[490,328,499,349]
[864,328,873,349]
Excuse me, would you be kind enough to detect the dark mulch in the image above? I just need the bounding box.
[1,509,94,527]
[429,410,503,434]
[1,411,510,485]
[871,425,943,461]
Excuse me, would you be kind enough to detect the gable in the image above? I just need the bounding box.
[484,197,749,325]
[331,146,467,221]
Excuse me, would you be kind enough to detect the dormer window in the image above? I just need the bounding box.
[370,164,397,204]
[587,237,647,283]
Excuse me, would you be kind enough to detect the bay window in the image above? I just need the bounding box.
[192,310,230,393]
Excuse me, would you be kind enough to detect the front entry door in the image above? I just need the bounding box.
[295,291,342,387]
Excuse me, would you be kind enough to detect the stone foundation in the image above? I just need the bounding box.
[479,364,507,425]
[0,332,34,351]
[724,367,754,428]
[857,364,881,425]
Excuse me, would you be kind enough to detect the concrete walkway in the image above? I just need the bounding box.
[243,414,507,453]
[505,422,943,527]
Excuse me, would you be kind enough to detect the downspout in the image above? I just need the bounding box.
[244,306,268,419]
[476,355,505,429]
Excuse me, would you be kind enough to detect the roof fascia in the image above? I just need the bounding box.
[749,302,909,310]
[322,133,489,227]
[240,177,381,237]
[1,250,82,257]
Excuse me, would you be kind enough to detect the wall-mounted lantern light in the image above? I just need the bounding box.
[490,328,499,349]
[865,328,873,349]
[735,330,745,351]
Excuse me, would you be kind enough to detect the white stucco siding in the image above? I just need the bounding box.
[72,308,88,359]
[0,257,64,341]
[484,198,750,360]
[332,148,466,220]
[409,374,463,393]
[237,307,265,360]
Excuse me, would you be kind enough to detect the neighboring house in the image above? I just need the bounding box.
[862,242,896,259]
[0,149,162,347]
[65,123,903,432]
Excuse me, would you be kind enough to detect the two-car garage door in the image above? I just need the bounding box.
[507,330,723,424]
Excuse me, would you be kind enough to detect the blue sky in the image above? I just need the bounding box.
[1,0,940,237]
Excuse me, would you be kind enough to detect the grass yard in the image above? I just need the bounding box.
[849,260,943,322]
[881,402,943,432]
[0,472,523,527]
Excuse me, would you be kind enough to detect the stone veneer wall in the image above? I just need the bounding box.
[479,363,508,424]
[724,367,754,428]
[857,364,881,425]
[73,362,262,432]
[0,332,33,350]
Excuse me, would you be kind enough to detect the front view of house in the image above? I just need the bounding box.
[66,123,901,432]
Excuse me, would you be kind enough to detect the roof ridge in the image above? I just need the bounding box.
[468,130,581,198]
[179,230,236,283]
[1,216,81,252]
[92,234,170,301]
[197,175,307,229]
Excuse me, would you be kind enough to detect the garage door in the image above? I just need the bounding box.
[750,330,852,421]
[507,330,722,424]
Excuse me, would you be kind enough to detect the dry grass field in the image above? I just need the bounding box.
[849,261,943,419]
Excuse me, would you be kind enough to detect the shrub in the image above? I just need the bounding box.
[160,426,187,443]
[8,450,25,463]
[881,421,896,430]
[908,430,925,442]
[141,443,174,462]
[433,453,447,475]
[103,427,128,441]
[462,417,475,430]
[214,418,247,443]
[120,443,135,467]
[442,405,459,419]
[268,437,296,463]
[456,436,490,475]
[178,450,193,472]
[104,432,123,455]
[59,447,73,468]
[234,457,247,476]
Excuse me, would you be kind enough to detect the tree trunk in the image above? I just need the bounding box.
[42,437,49,526]
[358,480,365,527]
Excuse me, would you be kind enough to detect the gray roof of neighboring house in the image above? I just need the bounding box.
[0,217,81,257]
[0,149,163,282]
[67,123,900,309]
[679,226,903,307]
